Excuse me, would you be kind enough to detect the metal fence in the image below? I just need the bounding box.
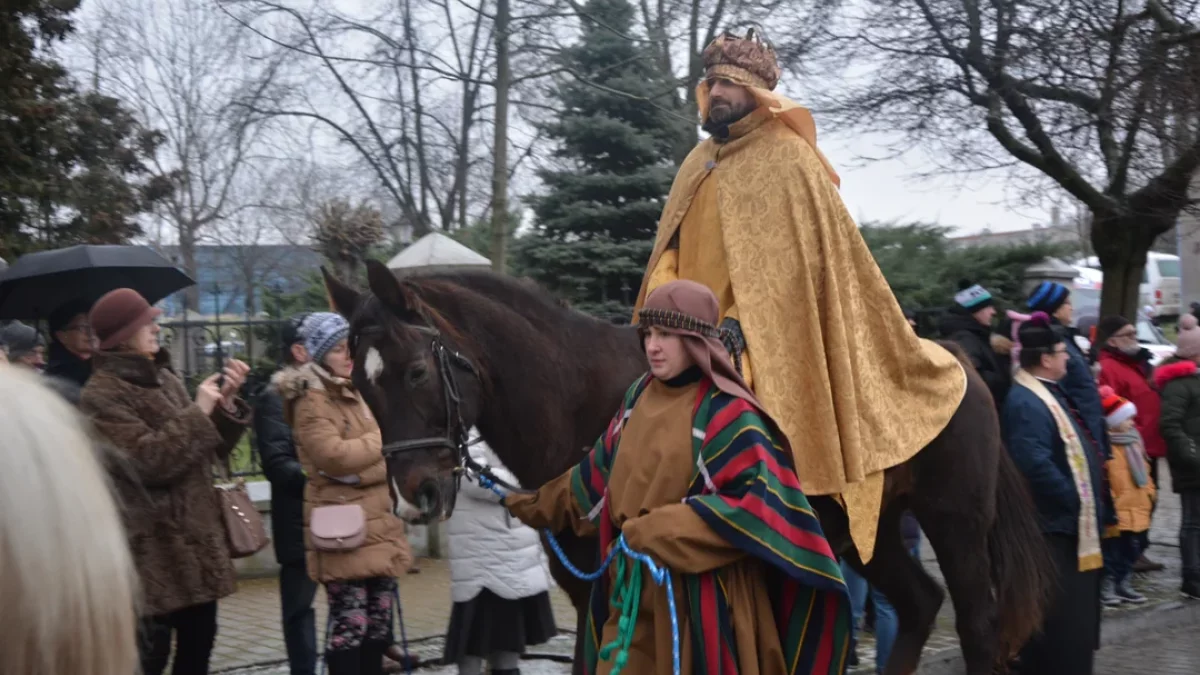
[162,285,293,478]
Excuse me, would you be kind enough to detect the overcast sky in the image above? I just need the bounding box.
[825,135,1050,234]
[67,0,1056,239]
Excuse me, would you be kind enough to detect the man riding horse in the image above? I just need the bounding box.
[322,24,1053,675]
[635,27,967,560]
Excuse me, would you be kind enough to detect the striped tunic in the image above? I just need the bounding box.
[506,370,851,674]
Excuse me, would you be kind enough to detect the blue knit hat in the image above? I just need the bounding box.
[1027,281,1070,313]
[301,312,349,365]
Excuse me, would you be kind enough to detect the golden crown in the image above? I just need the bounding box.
[702,26,782,91]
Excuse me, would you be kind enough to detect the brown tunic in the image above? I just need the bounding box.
[507,377,786,675]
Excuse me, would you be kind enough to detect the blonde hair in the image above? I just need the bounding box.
[0,367,138,675]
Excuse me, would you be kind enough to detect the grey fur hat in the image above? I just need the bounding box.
[0,322,44,360]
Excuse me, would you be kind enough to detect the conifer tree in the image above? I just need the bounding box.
[516,0,682,322]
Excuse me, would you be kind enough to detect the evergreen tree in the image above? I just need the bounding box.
[858,222,1070,311]
[516,0,682,322]
[1,1,167,259]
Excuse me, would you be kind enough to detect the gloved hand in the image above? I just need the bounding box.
[719,317,746,375]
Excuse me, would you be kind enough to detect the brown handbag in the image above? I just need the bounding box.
[215,476,270,559]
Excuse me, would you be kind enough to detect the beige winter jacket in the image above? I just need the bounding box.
[277,363,411,583]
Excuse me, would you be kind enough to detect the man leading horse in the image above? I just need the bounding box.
[506,280,852,675]
[635,27,967,563]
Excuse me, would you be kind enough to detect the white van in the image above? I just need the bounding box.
[1075,253,1181,317]
[1070,268,1103,320]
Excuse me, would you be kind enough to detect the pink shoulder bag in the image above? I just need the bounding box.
[310,504,367,551]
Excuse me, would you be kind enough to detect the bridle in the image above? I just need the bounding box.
[369,325,530,495]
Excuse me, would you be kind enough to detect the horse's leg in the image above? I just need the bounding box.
[572,607,587,675]
[851,498,944,675]
[909,434,998,675]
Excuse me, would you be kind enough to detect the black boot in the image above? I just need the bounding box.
[324,648,361,675]
[490,670,521,675]
[361,640,390,675]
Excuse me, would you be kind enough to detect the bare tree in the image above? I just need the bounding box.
[86,0,282,310]
[816,0,1200,317]
[220,0,836,273]
[613,0,840,160]
[208,170,298,316]
[220,0,497,238]
[491,0,513,271]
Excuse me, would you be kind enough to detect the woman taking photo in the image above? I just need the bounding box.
[278,312,411,675]
[79,288,251,675]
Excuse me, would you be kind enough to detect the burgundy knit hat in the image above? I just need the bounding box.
[89,289,163,351]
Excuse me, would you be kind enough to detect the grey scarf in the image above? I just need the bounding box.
[1110,428,1149,488]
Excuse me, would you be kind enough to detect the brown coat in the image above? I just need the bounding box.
[80,350,250,616]
[278,363,411,583]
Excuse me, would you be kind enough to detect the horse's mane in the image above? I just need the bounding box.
[403,269,602,332]
[351,268,627,385]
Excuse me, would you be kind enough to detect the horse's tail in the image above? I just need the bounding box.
[988,446,1056,661]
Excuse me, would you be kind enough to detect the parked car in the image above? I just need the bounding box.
[202,339,245,356]
[1075,253,1181,318]
[1072,267,1103,320]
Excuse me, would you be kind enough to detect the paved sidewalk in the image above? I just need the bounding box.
[218,464,1189,673]
[214,564,578,671]
[1094,624,1200,674]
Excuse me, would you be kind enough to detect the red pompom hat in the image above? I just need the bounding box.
[1099,385,1138,428]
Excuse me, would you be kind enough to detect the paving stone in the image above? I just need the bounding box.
[212,561,576,672]
[1094,624,1200,673]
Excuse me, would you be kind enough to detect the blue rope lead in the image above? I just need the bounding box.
[477,473,682,675]
[543,515,621,582]
[618,536,681,675]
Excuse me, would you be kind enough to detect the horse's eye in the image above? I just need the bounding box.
[408,363,429,386]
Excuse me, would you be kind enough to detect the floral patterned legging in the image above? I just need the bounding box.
[325,577,396,652]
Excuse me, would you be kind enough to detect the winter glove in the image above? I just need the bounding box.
[719,317,746,376]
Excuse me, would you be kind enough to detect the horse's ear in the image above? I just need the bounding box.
[366,259,413,312]
[322,266,361,318]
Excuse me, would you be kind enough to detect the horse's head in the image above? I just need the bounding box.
[323,261,484,525]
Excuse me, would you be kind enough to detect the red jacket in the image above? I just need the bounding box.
[1098,349,1167,458]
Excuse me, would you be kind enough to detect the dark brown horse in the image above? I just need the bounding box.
[325,261,1053,675]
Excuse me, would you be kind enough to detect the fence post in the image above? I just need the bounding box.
[213,283,224,373]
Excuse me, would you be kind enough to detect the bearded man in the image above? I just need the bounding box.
[634,28,966,560]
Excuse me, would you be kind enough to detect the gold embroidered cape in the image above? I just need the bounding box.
[632,95,966,558]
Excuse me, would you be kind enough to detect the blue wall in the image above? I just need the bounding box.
[158,245,324,317]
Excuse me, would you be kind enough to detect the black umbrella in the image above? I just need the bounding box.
[0,245,195,320]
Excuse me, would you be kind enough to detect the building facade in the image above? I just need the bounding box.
[156,245,324,317]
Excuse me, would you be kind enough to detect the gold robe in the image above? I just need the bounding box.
[635,104,966,559]
[506,376,787,675]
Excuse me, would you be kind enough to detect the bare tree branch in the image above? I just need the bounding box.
[815,0,1200,316]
